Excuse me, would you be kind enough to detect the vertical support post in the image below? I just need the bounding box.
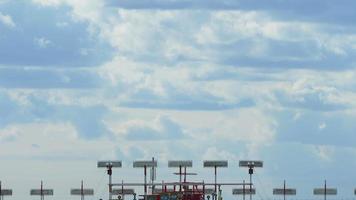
[179,166,182,192]
[203,181,205,198]
[324,180,327,200]
[151,157,155,195]
[214,166,217,194]
[122,180,125,200]
[243,180,245,200]
[108,166,113,200]
[80,180,84,200]
[249,167,253,200]
[184,167,187,183]
[283,180,286,200]
[144,165,147,200]
[41,181,44,200]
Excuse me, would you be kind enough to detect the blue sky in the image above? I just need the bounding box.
[1,0,356,200]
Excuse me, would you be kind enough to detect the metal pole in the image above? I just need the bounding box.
[324,180,326,200]
[179,166,182,192]
[214,166,217,194]
[243,180,245,200]
[144,166,147,200]
[122,180,125,200]
[81,180,84,200]
[41,181,44,200]
[249,171,252,200]
[283,180,286,200]
[109,166,112,200]
[151,157,155,194]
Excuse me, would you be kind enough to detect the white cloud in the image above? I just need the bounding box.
[0,126,19,142]
[34,37,52,48]
[319,122,326,130]
[32,0,62,6]
[0,122,113,159]
[32,0,104,24]
[212,108,276,144]
[312,145,335,162]
[111,115,183,141]
[202,147,238,161]
[293,111,302,121]
[0,12,15,28]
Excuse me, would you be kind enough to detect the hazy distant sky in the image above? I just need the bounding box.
[1,0,356,200]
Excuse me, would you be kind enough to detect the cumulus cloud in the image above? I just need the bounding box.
[0,12,15,28]
[34,37,52,48]
[0,122,113,160]
[312,145,335,162]
[202,147,238,161]
[2,1,356,199]
[114,115,184,141]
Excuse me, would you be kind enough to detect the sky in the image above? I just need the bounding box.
[1,0,356,200]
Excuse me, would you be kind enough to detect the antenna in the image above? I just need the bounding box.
[133,158,157,200]
[239,160,263,200]
[168,160,193,192]
[30,181,54,200]
[0,181,12,200]
[313,180,337,200]
[97,160,122,200]
[203,160,228,199]
[70,180,94,200]
[273,180,296,200]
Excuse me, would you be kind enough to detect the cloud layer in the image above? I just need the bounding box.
[1,1,356,200]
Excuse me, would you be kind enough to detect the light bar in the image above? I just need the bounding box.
[273,188,297,195]
[70,189,94,195]
[239,160,263,168]
[112,189,135,195]
[203,160,228,167]
[233,188,256,195]
[30,189,54,196]
[133,160,157,168]
[313,188,337,195]
[168,160,192,168]
[97,161,122,168]
[0,189,12,196]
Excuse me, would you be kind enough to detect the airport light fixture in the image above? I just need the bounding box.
[203,160,228,195]
[168,160,193,191]
[133,158,157,199]
[97,160,122,200]
[0,181,12,200]
[313,180,337,200]
[273,180,296,200]
[239,160,263,200]
[232,188,256,195]
[70,180,94,200]
[30,181,54,200]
